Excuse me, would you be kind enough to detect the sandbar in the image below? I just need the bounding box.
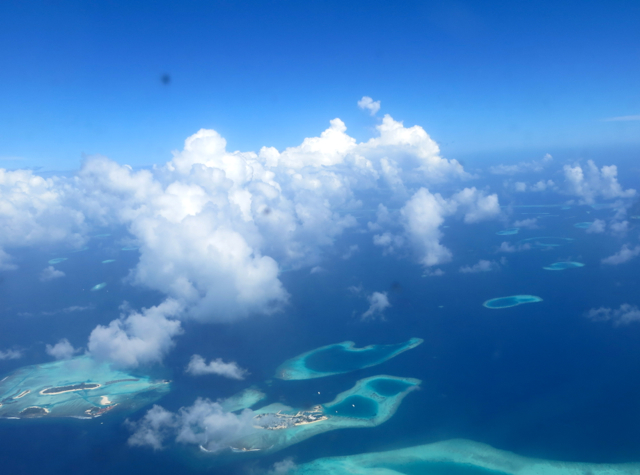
[496,228,519,235]
[102,259,116,264]
[483,295,542,309]
[276,338,423,380]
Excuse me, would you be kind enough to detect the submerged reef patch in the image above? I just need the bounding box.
[0,356,170,419]
[574,222,593,229]
[276,338,423,380]
[48,258,68,265]
[290,438,640,475]
[517,236,574,249]
[543,261,585,271]
[496,228,519,235]
[483,295,542,309]
[90,282,107,291]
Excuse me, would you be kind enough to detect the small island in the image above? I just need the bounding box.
[220,375,421,455]
[0,356,170,419]
[483,295,543,309]
[543,261,585,271]
[276,338,423,380]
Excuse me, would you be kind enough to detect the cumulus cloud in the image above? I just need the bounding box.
[0,168,86,269]
[362,291,391,320]
[490,154,552,175]
[601,244,640,265]
[45,338,80,360]
[585,304,640,326]
[268,458,298,474]
[563,160,636,204]
[512,218,538,229]
[185,355,247,380]
[459,259,500,273]
[357,96,381,116]
[586,219,606,234]
[87,299,183,367]
[496,241,531,253]
[0,348,22,360]
[127,399,256,453]
[422,268,444,277]
[39,266,65,282]
[393,187,500,267]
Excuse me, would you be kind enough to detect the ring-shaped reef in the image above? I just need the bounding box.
[517,236,574,249]
[543,261,585,271]
[275,338,423,380]
[290,438,640,475]
[496,228,519,236]
[219,375,420,455]
[483,295,542,309]
[574,222,593,229]
[0,356,170,419]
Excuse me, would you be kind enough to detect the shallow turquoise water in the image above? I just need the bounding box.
[483,295,542,309]
[304,342,407,373]
[379,462,510,475]
[324,395,378,418]
[367,378,413,396]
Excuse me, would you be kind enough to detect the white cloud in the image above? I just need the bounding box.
[268,458,298,475]
[514,182,527,192]
[0,348,22,360]
[362,291,391,320]
[610,220,629,236]
[357,96,381,116]
[601,244,640,265]
[586,219,606,234]
[341,244,359,260]
[87,299,183,367]
[39,266,65,282]
[603,115,640,122]
[490,154,552,175]
[459,259,499,273]
[563,160,636,204]
[585,304,640,326]
[496,241,531,253]
[127,399,256,453]
[394,187,500,267]
[512,218,538,229]
[531,179,555,192]
[185,355,247,380]
[45,338,79,360]
[422,268,444,277]
[0,168,86,269]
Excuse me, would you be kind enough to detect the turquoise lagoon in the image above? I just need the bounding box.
[102,259,116,264]
[574,222,593,229]
[90,282,107,291]
[276,338,423,380]
[291,439,640,475]
[0,356,170,419]
[483,295,542,309]
[222,375,420,454]
[543,261,585,271]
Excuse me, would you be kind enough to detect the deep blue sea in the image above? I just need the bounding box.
[1,195,640,474]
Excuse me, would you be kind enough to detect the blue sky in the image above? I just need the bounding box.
[1,0,639,170]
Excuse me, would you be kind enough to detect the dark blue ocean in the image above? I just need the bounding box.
[1,192,640,474]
